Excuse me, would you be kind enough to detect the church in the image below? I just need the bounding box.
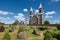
[29,3,44,25]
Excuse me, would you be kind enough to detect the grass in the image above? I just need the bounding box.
[0,26,59,40]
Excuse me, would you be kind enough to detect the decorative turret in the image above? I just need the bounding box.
[30,7,33,12]
[29,7,33,25]
[39,3,43,8]
[30,7,33,16]
[29,7,38,25]
[39,3,43,14]
[38,3,44,25]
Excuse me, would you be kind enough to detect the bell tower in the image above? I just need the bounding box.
[30,7,33,17]
[38,3,44,25]
[29,7,34,25]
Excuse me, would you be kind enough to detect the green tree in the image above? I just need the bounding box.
[12,20,19,25]
[2,32,11,40]
[44,20,50,24]
[0,22,5,26]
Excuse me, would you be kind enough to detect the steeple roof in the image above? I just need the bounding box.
[39,3,43,8]
[30,7,33,11]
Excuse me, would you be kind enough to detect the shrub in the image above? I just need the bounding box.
[56,34,60,40]
[44,33,53,40]
[0,26,5,32]
[39,26,48,31]
[18,27,24,33]
[52,38,57,40]
[52,33,60,40]
[2,32,11,40]
[44,31,58,40]
[57,25,60,30]
[32,29,40,35]
[39,27,45,31]
[9,26,14,32]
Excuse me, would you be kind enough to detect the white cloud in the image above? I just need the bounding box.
[0,17,10,20]
[3,12,8,15]
[52,20,60,24]
[23,8,28,12]
[0,11,14,15]
[18,13,24,16]
[0,11,3,13]
[0,20,15,24]
[45,11,56,15]
[51,0,60,2]
[45,11,56,18]
[26,18,29,24]
[45,15,53,18]
[14,13,25,22]
[35,10,39,14]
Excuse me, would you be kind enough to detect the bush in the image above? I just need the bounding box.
[56,34,60,40]
[39,26,48,31]
[44,31,58,40]
[2,32,11,40]
[0,26,5,32]
[57,25,60,30]
[18,27,24,33]
[32,29,40,35]
[44,32,53,40]
[52,38,57,40]
[9,26,14,32]
[52,33,60,40]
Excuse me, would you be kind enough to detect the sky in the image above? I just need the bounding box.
[0,0,60,24]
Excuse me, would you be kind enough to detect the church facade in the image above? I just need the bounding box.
[29,3,44,25]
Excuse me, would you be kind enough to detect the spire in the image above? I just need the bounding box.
[30,7,33,11]
[39,3,42,8]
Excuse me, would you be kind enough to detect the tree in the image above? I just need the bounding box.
[2,32,11,40]
[44,20,50,24]
[12,20,19,25]
[0,22,5,26]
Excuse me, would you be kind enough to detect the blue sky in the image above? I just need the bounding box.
[0,0,60,24]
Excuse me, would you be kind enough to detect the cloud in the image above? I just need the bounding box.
[45,11,56,15]
[26,18,29,24]
[14,13,25,22]
[23,8,28,12]
[55,20,60,24]
[0,17,10,20]
[45,11,56,18]
[0,11,14,15]
[51,20,60,24]
[0,20,15,24]
[35,10,39,14]
[18,13,24,16]
[51,0,60,2]
[45,15,53,18]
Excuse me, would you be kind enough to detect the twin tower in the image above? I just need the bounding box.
[29,3,44,25]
